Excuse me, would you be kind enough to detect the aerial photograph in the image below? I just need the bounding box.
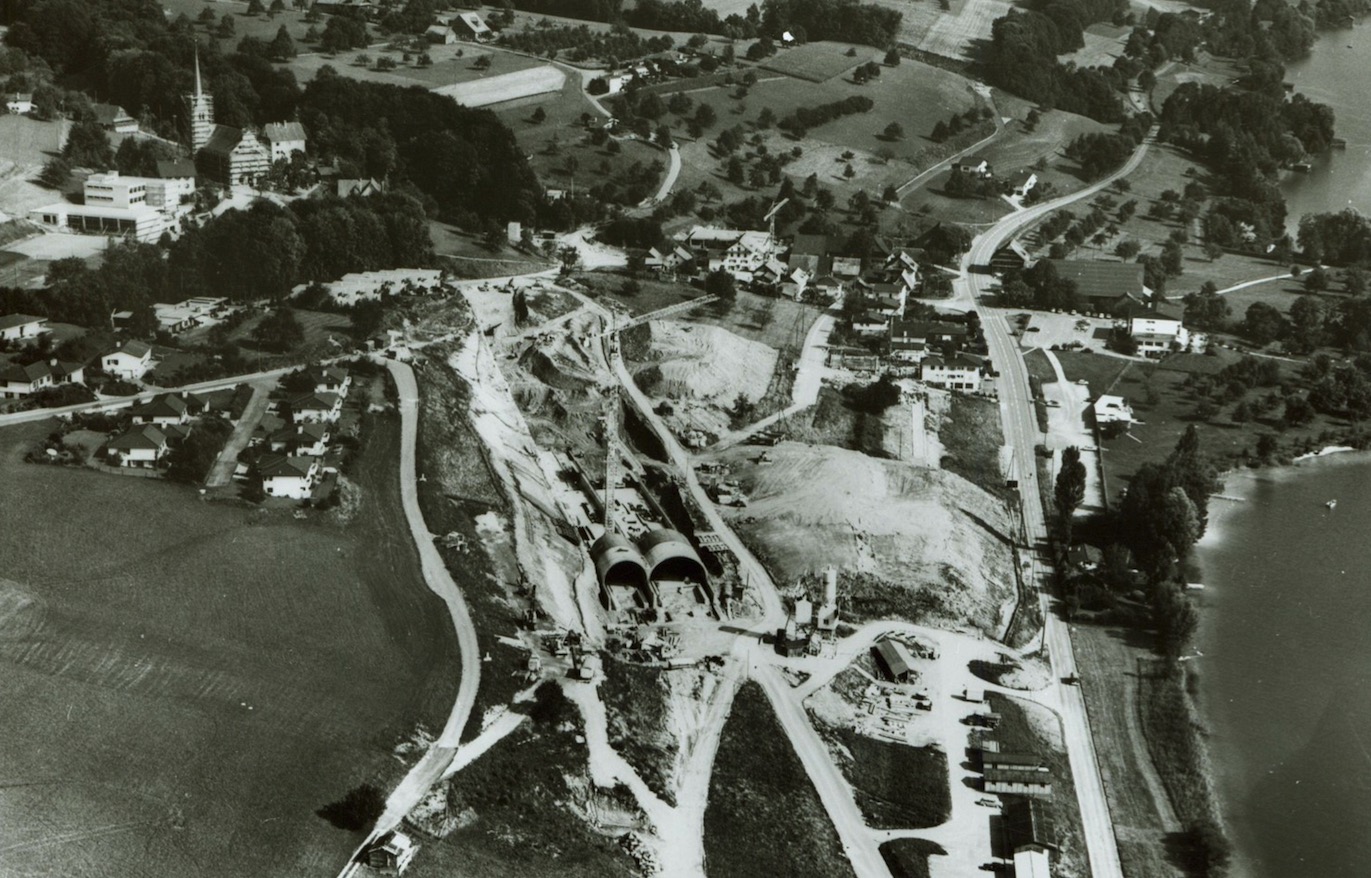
[0,0,1367,875]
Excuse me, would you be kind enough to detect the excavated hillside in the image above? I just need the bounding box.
[717,441,1017,634]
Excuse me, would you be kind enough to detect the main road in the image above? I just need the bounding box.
[958,130,1159,878]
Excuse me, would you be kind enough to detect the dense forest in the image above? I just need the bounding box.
[0,194,434,327]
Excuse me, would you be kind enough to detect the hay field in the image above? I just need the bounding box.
[872,0,1013,61]
[432,65,567,108]
[760,42,868,82]
[0,115,68,220]
[0,413,460,878]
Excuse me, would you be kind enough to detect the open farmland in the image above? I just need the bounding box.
[162,0,318,50]
[0,413,460,878]
[0,114,69,220]
[867,0,1012,60]
[432,65,567,108]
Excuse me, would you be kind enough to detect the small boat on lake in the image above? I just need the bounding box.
[1327,499,1338,509]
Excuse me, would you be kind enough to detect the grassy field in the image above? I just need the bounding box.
[833,729,951,829]
[1071,625,1187,878]
[984,693,1087,878]
[759,41,865,82]
[492,74,666,201]
[283,45,542,91]
[600,660,676,805]
[573,268,703,316]
[976,96,1116,202]
[704,681,857,878]
[166,0,318,52]
[937,393,1011,500]
[880,838,947,878]
[0,409,459,878]
[407,700,638,878]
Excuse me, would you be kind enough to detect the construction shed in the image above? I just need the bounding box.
[874,639,917,683]
[638,528,709,585]
[982,752,1049,773]
[1003,797,1057,851]
[1013,845,1052,878]
[984,767,1053,797]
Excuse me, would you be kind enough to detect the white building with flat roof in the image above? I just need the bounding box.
[1093,394,1134,425]
[1128,316,1189,358]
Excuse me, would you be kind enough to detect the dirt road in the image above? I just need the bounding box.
[337,360,483,877]
[203,380,272,488]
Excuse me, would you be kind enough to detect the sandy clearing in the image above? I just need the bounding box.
[432,65,566,108]
[649,319,778,403]
[3,232,108,260]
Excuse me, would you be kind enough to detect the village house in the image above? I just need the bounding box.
[1044,259,1150,314]
[287,391,342,424]
[337,178,384,198]
[919,353,983,392]
[1008,170,1038,199]
[1128,316,1190,358]
[106,424,169,467]
[259,455,319,499]
[6,93,33,114]
[645,241,694,274]
[306,366,351,398]
[1092,394,1134,425]
[263,121,307,163]
[0,359,85,399]
[681,226,775,281]
[102,340,153,381]
[366,831,419,875]
[810,274,845,299]
[831,256,863,278]
[270,422,330,456]
[0,314,48,343]
[866,282,908,317]
[130,393,191,427]
[954,155,992,178]
[786,233,831,276]
[851,312,889,336]
[888,318,970,363]
[425,22,457,43]
[152,297,229,334]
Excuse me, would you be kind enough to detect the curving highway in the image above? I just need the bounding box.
[957,131,1160,878]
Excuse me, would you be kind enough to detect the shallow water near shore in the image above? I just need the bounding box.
[1196,453,1371,878]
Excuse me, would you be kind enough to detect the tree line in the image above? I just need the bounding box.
[0,193,434,329]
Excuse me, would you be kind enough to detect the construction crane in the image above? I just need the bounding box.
[763,197,790,244]
[602,389,622,531]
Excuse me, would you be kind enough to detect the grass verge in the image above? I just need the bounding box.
[833,729,951,829]
[1137,661,1220,826]
[600,660,677,806]
[704,681,857,878]
[938,393,1012,500]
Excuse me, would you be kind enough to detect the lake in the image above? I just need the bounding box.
[1196,453,1371,878]
[1280,23,1371,234]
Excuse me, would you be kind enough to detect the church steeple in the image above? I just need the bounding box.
[187,43,215,153]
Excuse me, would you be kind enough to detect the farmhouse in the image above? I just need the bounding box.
[6,93,33,114]
[92,102,138,133]
[831,256,863,278]
[0,314,48,343]
[366,831,419,874]
[106,424,169,467]
[263,121,307,163]
[337,177,384,198]
[680,226,776,281]
[1128,316,1189,357]
[452,11,492,41]
[645,242,694,273]
[990,240,1033,275]
[852,312,889,336]
[259,455,319,499]
[102,340,153,381]
[1045,260,1149,313]
[919,354,982,391]
[787,233,831,275]
[0,359,85,398]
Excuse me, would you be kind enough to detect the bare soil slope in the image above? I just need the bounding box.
[719,441,1016,632]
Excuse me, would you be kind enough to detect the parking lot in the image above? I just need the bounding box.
[1019,312,1115,352]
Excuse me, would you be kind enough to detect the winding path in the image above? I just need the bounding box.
[337,360,482,877]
